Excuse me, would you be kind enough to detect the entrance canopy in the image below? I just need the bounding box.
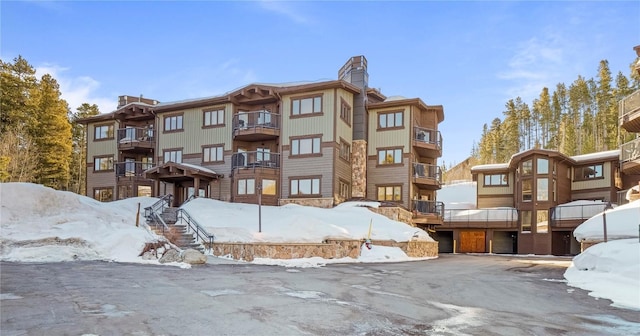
[144,162,223,183]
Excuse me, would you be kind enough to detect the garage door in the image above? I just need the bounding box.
[459,231,486,253]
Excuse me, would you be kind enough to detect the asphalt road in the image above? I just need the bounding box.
[1,254,639,336]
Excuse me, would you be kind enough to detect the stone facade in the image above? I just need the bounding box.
[369,206,415,226]
[207,239,438,262]
[351,140,367,198]
[279,198,334,208]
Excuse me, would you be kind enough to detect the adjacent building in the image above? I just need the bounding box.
[78,56,445,229]
[619,45,640,195]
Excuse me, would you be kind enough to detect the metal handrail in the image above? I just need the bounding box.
[619,89,640,120]
[117,127,154,143]
[231,151,281,170]
[144,194,172,220]
[549,203,609,226]
[621,138,640,163]
[413,126,443,150]
[413,200,445,217]
[115,161,154,177]
[412,162,442,183]
[444,208,518,225]
[177,208,215,253]
[232,110,281,132]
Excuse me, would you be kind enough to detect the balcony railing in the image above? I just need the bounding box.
[444,208,518,224]
[117,127,154,143]
[621,138,640,163]
[115,161,154,177]
[414,126,442,149]
[549,202,609,226]
[412,163,442,184]
[231,151,280,170]
[619,89,640,121]
[232,110,280,132]
[413,200,445,217]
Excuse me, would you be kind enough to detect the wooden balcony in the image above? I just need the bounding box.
[412,126,442,158]
[412,162,441,190]
[231,151,280,175]
[621,138,640,174]
[412,200,444,225]
[115,161,154,182]
[233,111,280,141]
[117,127,154,153]
[619,89,640,132]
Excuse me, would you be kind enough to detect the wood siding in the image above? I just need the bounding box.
[366,157,410,207]
[367,106,411,154]
[571,161,613,191]
[477,195,514,208]
[280,89,336,141]
[86,168,116,198]
[281,146,335,198]
[87,122,118,159]
[335,89,354,143]
[476,172,514,195]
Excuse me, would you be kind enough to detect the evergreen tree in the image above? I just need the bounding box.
[501,99,521,158]
[0,56,38,134]
[69,103,100,194]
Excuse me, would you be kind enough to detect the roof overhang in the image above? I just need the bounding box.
[143,162,223,183]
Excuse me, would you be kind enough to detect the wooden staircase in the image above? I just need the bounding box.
[153,207,205,253]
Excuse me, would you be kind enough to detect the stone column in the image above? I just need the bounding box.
[351,140,367,198]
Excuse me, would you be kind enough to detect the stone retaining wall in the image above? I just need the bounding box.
[368,206,415,226]
[278,198,334,208]
[207,239,438,262]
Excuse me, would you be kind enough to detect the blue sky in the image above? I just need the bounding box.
[2,1,639,165]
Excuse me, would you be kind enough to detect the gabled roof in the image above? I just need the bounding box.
[143,162,223,181]
[471,148,621,173]
[368,98,444,123]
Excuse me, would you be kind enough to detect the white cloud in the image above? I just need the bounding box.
[258,1,311,24]
[35,64,115,114]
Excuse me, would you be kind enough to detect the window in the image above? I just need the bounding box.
[377,185,402,202]
[339,180,350,199]
[522,179,532,201]
[521,210,532,233]
[94,188,113,202]
[257,148,271,162]
[292,96,322,115]
[537,210,548,233]
[522,160,533,176]
[291,137,321,156]
[94,124,114,140]
[378,111,403,129]
[164,115,183,131]
[94,156,114,172]
[483,174,508,186]
[262,179,276,195]
[537,158,549,174]
[575,164,603,180]
[340,99,351,124]
[291,178,320,196]
[237,179,255,195]
[137,186,152,197]
[164,150,182,163]
[339,140,351,161]
[203,145,223,163]
[142,156,154,170]
[537,178,548,201]
[378,148,402,165]
[203,109,224,127]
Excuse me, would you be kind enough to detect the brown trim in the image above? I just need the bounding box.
[163,113,184,133]
[338,137,351,163]
[376,110,405,131]
[289,134,323,158]
[477,194,514,199]
[93,122,116,141]
[482,173,509,187]
[202,107,226,129]
[376,146,404,167]
[340,97,352,126]
[202,144,225,163]
[573,163,605,182]
[289,175,322,198]
[162,147,183,163]
[183,153,201,160]
[290,93,324,118]
[93,155,114,173]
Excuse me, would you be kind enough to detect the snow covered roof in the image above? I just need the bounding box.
[470,163,509,171]
[384,95,408,102]
[472,148,620,173]
[571,150,620,163]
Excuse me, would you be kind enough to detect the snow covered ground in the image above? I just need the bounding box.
[0,183,433,268]
[1,182,638,310]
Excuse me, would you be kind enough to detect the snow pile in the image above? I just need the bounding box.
[565,200,640,310]
[180,198,434,243]
[438,181,476,209]
[1,183,162,263]
[572,200,640,242]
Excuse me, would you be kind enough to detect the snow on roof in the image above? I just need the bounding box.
[571,149,620,162]
[437,181,477,208]
[470,163,509,171]
[384,95,408,102]
[179,162,218,175]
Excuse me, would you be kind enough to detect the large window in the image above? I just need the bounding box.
[203,145,223,163]
[340,99,351,125]
[164,114,183,132]
[203,109,224,127]
[575,164,603,180]
[484,174,508,186]
[378,148,402,165]
[377,185,402,202]
[291,137,321,156]
[339,140,351,161]
[537,210,548,233]
[94,124,114,140]
[378,111,403,129]
[164,149,182,163]
[521,210,532,233]
[94,188,113,202]
[537,178,548,201]
[292,96,322,116]
[291,177,320,196]
[522,179,532,201]
[237,179,255,195]
[537,158,549,174]
[94,156,114,172]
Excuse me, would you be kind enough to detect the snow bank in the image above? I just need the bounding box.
[438,181,476,208]
[180,198,434,243]
[573,200,640,242]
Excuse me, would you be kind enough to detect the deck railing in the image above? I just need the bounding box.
[117,127,154,143]
[413,126,442,150]
[444,208,517,225]
[619,89,640,121]
[621,138,640,163]
[412,163,442,183]
[231,151,280,170]
[232,110,280,132]
[115,162,154,177]
[550,203,609,226]
[413,200,445,217]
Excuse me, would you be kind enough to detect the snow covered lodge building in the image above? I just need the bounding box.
[77,56,446,230]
